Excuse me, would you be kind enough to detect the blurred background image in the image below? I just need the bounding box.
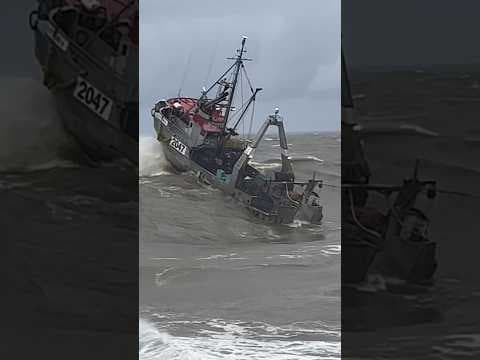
[342,0,480,358]
[1,1,138,358]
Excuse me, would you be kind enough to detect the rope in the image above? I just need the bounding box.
[225,70,250,129]
[226,94,250,124]
[178,44,194,96]
[242,65,254,93]
[241,65,255,139]
[247,99,255,140]
[204,33,220,86]
[285,183,301,206]
[390,205,404,226]
[240,68,244,137]
[348,190,382,240]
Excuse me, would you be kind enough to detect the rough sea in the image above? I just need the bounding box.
[343,67,480,359]
[139,132,341,359]
[1,77,138,358]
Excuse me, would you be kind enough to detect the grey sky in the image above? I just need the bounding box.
[343,0,480,68]
[140,0,340,135]
[1,1,39,77]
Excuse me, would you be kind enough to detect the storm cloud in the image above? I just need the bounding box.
[140,0,340,135]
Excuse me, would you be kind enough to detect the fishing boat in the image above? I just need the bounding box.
[341,49,437,284]
[29,0,138,164]
[152,37,323,225]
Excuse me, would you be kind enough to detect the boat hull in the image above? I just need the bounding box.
[370,236,437,283]
[156,133,311,225]
[342,241,378,284]
[342,215,436,283]
[55,91,138,163]
[160,141,191,172]
[33,16,138,165]
[298,202,323,225]
[154,110,194,172]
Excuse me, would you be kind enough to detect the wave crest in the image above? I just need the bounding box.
[140,137,171,177]
[0,77,72,172]
[139,317,340,360]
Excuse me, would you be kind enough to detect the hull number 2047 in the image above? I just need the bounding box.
[73,77,113,121]
[169,136,188,156]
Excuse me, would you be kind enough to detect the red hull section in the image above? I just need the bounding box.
[64,0,138,45]
[166,97,225,134]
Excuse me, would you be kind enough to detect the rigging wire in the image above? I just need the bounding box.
[240,65,256,139]
[348,190,382,241]
[178,43,194,97]
[225,70,256,131]
[247,98,255,140]
[224,70,250,128]
[239,64,256,139]
[226,94,250,124]
[242,65,255,94]
[240,67,244,137]
[204,32,221,87]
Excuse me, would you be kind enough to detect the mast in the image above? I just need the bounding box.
[223,36,249,130]
[341,48,354,110]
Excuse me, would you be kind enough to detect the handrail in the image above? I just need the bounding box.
[267,179,322,186]
[348,190,382,241]
[284,183,301,207]
[44,11,129,85]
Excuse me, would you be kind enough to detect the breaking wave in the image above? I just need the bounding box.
[290,155,324,163]
[356,122,439,137]
[139,318,339,360]
[259,155,323,165]
[0,77,73,172]
[140,136,171,177]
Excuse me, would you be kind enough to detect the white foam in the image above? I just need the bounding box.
[321,245,341,256]
[356,121,439,137]
[348,273,388,293]
[196,253,240,261]
[140,136,171,177]
[398,124,439,136]
[249,161,281,170]
[197,254,229,261]
[432,334,480,357]
[154,267,174,288]
[139,319,339,360]
[290,155,324,163]
[287,219,307,228]
[0,77,72,172]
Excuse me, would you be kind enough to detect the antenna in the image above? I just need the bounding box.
[178,43,194,98]
[199,86,207,100]
[223,36,249,128]
[204,31,222,87]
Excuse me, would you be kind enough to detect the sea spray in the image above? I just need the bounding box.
[139,319,204,360]
[0,77,72,171]
[139,136,172,176]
